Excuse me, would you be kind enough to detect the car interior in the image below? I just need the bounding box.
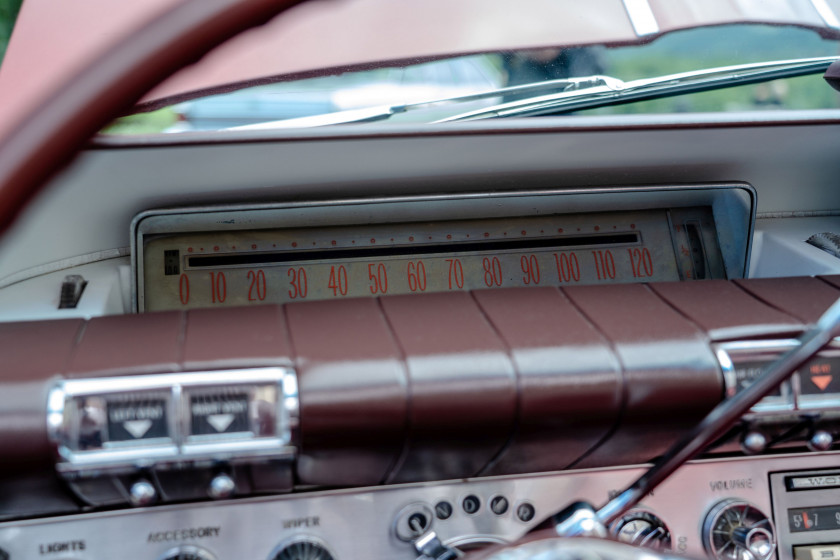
[2,1,840,560]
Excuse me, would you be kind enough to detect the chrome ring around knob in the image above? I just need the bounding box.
[610,510,671,551]
[703,499,776,560]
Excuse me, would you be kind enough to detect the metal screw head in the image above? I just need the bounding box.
[809,430,834,452]
[129,480,157,507]
[208,473,236,499]
[741,431,767,455]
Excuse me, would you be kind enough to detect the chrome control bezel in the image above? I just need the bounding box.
[47,367,298,475]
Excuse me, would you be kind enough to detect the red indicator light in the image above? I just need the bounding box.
[447,234,452,239]
[251,244,257,250]
[187,247,193,253]
[594,226,600,231]
[812,375,833,391]
[292,242,297,248]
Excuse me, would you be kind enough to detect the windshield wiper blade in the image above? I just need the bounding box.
[436,56,840,122]
[231,75,620,130]
[233,56,838,130]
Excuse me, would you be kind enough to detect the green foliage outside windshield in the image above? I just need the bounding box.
[0,0,22,65]
[588,25,840,114]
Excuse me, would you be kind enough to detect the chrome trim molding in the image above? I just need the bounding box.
[621,0,660,36]
[715,339,840,414]
[47,367,298,474]
[2,451,839,560]
[812,0,840,29]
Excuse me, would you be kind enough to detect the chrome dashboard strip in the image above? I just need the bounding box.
[715,338,840,414]
[2,450,838,560]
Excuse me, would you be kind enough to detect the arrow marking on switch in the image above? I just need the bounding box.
[123,419,152,439]
[207,413,235,433]
[812,375,833,391]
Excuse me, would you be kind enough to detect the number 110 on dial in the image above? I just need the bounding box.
[168,246,668,308]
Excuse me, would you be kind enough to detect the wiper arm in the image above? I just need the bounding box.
[231,75,620,130]
[437,56,840,122]
[233,56,838,130]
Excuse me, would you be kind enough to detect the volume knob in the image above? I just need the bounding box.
[703,499,776,560]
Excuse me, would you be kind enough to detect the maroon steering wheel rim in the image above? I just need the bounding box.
[0,0,306,236]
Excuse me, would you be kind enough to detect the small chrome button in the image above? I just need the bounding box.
[129,479,157,507]
[741,431,767,455]
[809,430,834,452]
[208,473,235,499]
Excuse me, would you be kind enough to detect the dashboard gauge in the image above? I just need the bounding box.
[133,189,747,312]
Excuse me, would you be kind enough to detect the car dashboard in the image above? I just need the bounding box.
[2,113,840,560]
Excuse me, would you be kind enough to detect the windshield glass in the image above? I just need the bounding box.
[104,24,840,134]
